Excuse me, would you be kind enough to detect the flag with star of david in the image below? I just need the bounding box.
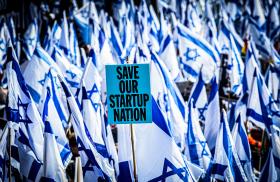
[58,76,116,181]
[218,19,244,95]
[51,45,82,94]
[265,65,280,109]
[231,113,255,182]
[0,125,8,181]
[188,72,208,123]
[118,97,199,181]
[7,57,44,181]
[204,76,221,153]
[22,44,59,104]
[211,109,247,181]
[38,69,72,167]
[41,87,68,181]
[0,19,12,73]
[246,67,280,131]
[185,100,212,178]
[22,19,38,61]
[78,49,119,175]
[150,50,187,150]
[175,22,219,83]
[259,125,280,181]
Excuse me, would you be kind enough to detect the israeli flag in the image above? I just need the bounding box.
[232,114,255,182]
[185,100,212,178]
[150,51,187,149]
[69,22,81,66]
[59,11,70,59]
[218,20,244,95]
[204,76,221,153]
[188,72,208,123]
[211,110,247,181]
[78,49,119,174]
[58,77,116,181]
[41,89,68,181]
[22,44,59,104]
[0,20,11,72]
[118,97,197,181]
[268,1,280,40]
[265,65,280,106]
[7,55,44,181]
[158,33,180,80]
[44,21,62,55]
[51,45,82,94]
[22,19,38,61]
[176,22,219,83]
[186,1,203,34]
[259,125,280,181]
[39,69,72,165]
[74,1,99,44]
[247,68,280,131]
[0,125,8,181]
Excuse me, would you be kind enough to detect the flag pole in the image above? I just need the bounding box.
[8,127,11,182]
[130,124,137,182]
[258,129,265,171]
[126,57,137,182]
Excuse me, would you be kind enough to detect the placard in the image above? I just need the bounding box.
[106,64,152,124]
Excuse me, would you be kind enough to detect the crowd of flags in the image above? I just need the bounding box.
[0,0,279,181]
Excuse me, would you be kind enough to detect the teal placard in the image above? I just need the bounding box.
[106,64,152,124]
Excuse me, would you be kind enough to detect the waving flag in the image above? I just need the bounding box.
[22,44,58,104]
[204,76,221,153]
[74,1,99,44]
[0,20,11,72]
[211,110,247,181]
[118,97,197,181]
[22,19,38,61]
[185,100,212,177]
[232,114,255,182]
[59,12,70,59]
[59,77,116,181]
[247,68,280,131]
[150,51,187,149]
[218,20,244,95]
[7,54,44,181]
[41,88,68,181]
[259,125,280,181]
[176,22,218,83]
[78,49,118,174]
[51,45,82,94]
[39,69,72,165]
[0,126,8,181]
[158,33,180,80]
[69,22,81,66]
[265,65,280,106]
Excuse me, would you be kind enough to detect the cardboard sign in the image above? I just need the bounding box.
[106,64,152,124]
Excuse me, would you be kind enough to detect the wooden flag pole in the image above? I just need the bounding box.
[258,129,265,171]
[130,124,137,182]
[8,127,11,182]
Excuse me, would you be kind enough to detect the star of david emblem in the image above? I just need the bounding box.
[221,44,229,52]
[199,140,209,156]
[259,34,266,45]
[87,84,101,112]
[38,73,49,86]
[267,97,280,118]
[184,48,200,62]
[198,104,208,121]
[26,36,36,47]
[66,70,77,79]
[17,98,32,125]
[212,163,228,177]
[149,158,189,181]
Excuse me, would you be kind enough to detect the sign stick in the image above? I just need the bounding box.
[130,124,137,182]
